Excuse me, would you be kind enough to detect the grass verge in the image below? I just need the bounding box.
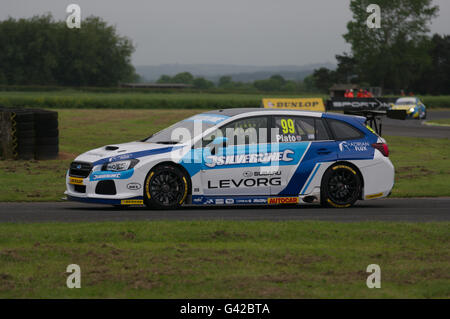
[383,135,450,197]
[0,91,327,109]
[0,90,449,108]
[0,221,448,298]
[425,118,450,127]
[0,109,449,201]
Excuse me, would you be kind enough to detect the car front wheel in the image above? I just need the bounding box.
[320,164,362,208]
[421,111,427,120]
[144,165,189,209]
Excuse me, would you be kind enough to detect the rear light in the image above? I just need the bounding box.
[372,143,389,157]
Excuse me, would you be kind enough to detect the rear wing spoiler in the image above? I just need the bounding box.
[343,109,407,136]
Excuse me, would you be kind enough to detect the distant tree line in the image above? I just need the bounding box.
[0,14,138,86]
[156,73,318,92]
[310,0,450,95]
[156,72,214,89]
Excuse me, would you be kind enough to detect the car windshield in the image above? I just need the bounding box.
[144,117,217,144]
[395,98,416,105]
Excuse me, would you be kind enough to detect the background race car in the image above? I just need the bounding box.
[391,97,427,119]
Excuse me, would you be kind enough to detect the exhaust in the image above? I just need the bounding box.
[302,196,316,203]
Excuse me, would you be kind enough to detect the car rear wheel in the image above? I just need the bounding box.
[144,165,189,210]
[320,164,361,208]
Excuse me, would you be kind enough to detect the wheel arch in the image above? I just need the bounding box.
[146,161,193,196]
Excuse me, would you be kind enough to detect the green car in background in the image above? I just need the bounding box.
[391,97,427,119]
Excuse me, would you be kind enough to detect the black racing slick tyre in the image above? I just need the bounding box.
[320,164,362,208]
[144,165,189,210]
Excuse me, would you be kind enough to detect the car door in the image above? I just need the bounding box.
[200,115,273,196]
[270,115,338,196]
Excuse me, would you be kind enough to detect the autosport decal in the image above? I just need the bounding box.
[268,197,299,204]
[92,146,182,166]
[89,169,134,181]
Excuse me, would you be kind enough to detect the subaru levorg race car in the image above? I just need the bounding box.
[65,108,394,209]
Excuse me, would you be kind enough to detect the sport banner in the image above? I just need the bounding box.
[326,97,398,111]
[262,98,325,112]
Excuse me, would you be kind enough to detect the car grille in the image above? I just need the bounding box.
[95,180,117,195]
[69,161,93,178]
[73,185,86,193]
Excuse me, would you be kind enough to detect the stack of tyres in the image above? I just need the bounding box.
[34,110,59,160]
[12,109,35,160]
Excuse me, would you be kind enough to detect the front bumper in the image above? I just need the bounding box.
[65,167,145,205]
[66,194,144,205]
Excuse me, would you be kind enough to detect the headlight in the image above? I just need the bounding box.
[102,159,139,171]
[409,107,415,113]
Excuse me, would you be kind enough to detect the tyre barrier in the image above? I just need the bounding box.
[0,107,59,160]
[33,109,59,160]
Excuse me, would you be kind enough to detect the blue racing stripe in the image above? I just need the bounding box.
[301,163,321,195]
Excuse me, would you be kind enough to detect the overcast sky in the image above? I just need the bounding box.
[2,0,450,66]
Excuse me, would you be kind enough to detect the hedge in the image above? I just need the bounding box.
[0,92,328,109]
[0,91,447,109]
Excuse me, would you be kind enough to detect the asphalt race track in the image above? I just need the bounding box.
[383,110,450,138]
[1,111,448,224]
[0,198,449,223]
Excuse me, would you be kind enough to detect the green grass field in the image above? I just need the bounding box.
[0,109,449,299]
[0,221,448,298]
[425,118,450,126]
[0,109,449,201]
[0,91,327,109]
[0,90,449,109]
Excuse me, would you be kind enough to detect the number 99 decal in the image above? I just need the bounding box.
[280,118,295,134]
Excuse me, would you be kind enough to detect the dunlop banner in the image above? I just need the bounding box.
[262,98,325,111]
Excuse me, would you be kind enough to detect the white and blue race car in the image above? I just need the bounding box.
[65,108,394,208]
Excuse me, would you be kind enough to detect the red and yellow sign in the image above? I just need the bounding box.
[268,197,299,204]
[262,98,325,112]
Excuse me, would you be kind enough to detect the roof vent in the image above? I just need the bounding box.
[105,146,119,151]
